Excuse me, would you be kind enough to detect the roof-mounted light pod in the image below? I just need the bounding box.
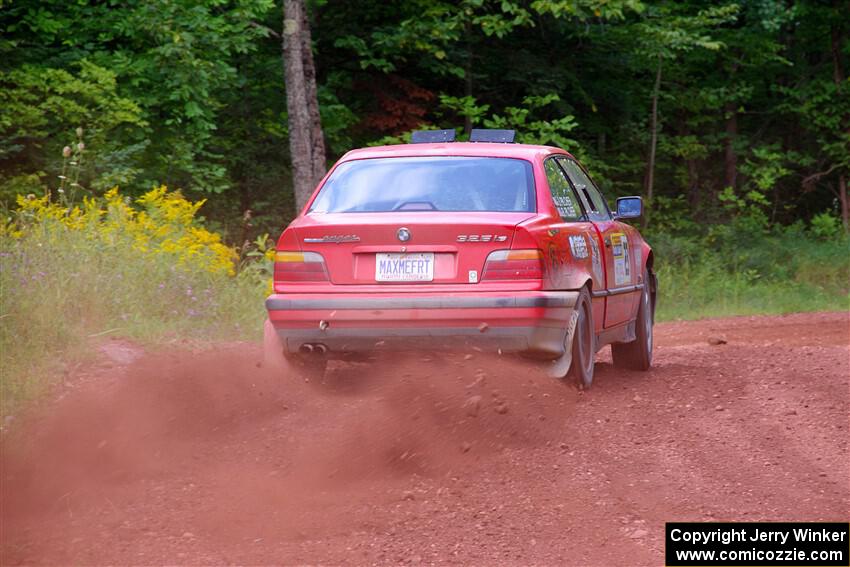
[411,129,457,144]
[469,129,516,143]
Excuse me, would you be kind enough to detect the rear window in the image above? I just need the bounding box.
[309,157,535,213]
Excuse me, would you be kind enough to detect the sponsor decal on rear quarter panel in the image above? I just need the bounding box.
[588,233,603,284]
[611,232,632,286]
[569,235,589,259]
[635,243,643,278]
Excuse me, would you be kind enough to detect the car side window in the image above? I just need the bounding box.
[557,157,611,221]
[543,158,583,221]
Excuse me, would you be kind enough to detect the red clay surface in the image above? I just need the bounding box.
[2,312,848,565]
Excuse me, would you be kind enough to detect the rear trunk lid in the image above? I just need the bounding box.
[291,212,535,285]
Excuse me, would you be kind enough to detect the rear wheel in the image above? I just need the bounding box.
[568,287,595,388]
[612,270,653,371]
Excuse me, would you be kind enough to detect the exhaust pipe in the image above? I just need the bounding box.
[298,343,328,355]
[298,343,314,354]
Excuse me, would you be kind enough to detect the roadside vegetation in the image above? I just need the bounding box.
[2,179,846,410]
[653,230,849,321]
[0,186,270,409]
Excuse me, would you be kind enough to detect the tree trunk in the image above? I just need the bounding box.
[643,56,662,226]
[283,0,325,212]
[723,59,740,191]
[831,18,849,231]
[678,111,700,214]
[832,19,845,86]
[723,100,738,190]
[464,58,473,135]
[687,157,700,213]
[464,22,473,135]
[300,4,326,187]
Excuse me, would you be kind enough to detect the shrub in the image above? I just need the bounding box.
[1,187,269,410]
[809,211,843,240]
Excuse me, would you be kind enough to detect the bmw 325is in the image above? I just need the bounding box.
[264,129,656,388]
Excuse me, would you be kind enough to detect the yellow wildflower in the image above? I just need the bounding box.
[4,186,239,277]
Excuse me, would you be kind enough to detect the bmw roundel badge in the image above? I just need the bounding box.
[397,227,411,242]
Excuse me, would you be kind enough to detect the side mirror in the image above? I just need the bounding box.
[616,196,643,219]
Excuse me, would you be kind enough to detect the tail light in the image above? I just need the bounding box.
[274,251,329,282]
[481,249,544,280]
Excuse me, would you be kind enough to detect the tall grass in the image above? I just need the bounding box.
[1,189,268,411]
[652,229,850,320]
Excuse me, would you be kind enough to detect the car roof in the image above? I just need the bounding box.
[338,142,572,162]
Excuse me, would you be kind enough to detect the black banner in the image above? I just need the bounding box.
[666,522,849,566]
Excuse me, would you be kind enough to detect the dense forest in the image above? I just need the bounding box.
[1,0,848,238]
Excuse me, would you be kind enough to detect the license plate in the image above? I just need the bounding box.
[375,253,435,282]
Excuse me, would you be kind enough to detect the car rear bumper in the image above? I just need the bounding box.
[265,290,578,358]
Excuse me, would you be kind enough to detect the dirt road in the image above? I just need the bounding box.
[2,312,848,565]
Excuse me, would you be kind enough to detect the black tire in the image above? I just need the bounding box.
[612,270,653,371]
[568,287,595,388]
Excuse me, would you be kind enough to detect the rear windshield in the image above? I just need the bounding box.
[309,156,535,213]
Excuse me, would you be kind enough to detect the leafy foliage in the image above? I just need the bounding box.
[0,61,146,200]
[0,0,847,233]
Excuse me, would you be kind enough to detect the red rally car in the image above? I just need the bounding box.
[264,129,657,388]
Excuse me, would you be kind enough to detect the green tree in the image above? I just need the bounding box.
[0,61,145,200]
[618,3,738,222]
[1,0,275,196]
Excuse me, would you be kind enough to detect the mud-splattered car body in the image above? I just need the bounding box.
[265,132,656,385]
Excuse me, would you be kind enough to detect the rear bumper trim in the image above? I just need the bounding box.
[272,325,567,357]
[266,291,576,311]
